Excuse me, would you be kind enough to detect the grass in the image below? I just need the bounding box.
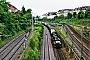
[61,19,90,27]
[72,25,82,31]
[22,23,43,60]
[60,28,67,37]
[57,26,76,60]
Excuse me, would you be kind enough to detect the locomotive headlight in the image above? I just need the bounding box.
[56,41,60,44]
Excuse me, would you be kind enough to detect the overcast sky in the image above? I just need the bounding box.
[7,0,90,16]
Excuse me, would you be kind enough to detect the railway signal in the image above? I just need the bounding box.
[82,26,89,30]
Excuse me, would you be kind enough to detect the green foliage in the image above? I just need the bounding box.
[0,23,4,40]
[0,0,9,11]
[73,12,77,18]
[27,9,32,13]
[67,12,72,19]
[58,14,64,19]
[0,23,4,30]
[0,0,32,46]
[29,36,39,50]
[78,10,84,19]
[55,25,61,35]
[23,23,43,60]
[42,17,47,21]
[22,5,26,14]
[23,13,32,20]
[55,19,61,23]
[23,48,39,60]
[85,7,90,18]
[54,15,58,20]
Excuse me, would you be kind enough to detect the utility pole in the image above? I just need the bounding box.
[32,12,34,31]
[32,15,34,31]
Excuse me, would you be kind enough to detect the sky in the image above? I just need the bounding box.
[7,0,90,16]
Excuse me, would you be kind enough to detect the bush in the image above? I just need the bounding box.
[23,49,38,60]
[23,23,43,60]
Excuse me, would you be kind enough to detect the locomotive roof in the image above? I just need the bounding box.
[53,36,60,41]
[51,29,55,33]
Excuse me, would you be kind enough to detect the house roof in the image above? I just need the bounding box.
[47,12,57,16]
[74,6,90,11]
[58,9,73,13]
[8,4,17,10]
[63,9,73,11]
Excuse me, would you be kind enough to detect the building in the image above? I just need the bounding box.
[40,12,57,19]
[57,6,90,17]
[73,6,89,14]
[8,4,18,13]
[47,12,57,19]
[57,9,73,16]
[41,6,90,19]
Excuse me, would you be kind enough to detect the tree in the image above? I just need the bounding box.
[58,14,64,19]
[0,0,9,11]
[0,0,33,41]
[85,7,90,18]
[27,9,32,13]
[78,10,84,19]
[54,15,58,20]
[22,5,26,14]
[73,12,77,18]
[67,12,72,19]
[42,17,47,21]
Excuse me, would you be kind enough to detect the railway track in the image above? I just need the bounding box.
[41,25,67,60]
[55,48,67,60]
[63,24,90,60]
[0,30,31,60]
[67,25,89,48]
[40,26,56,60]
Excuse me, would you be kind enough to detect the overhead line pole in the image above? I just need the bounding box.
[32,12,34,31]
